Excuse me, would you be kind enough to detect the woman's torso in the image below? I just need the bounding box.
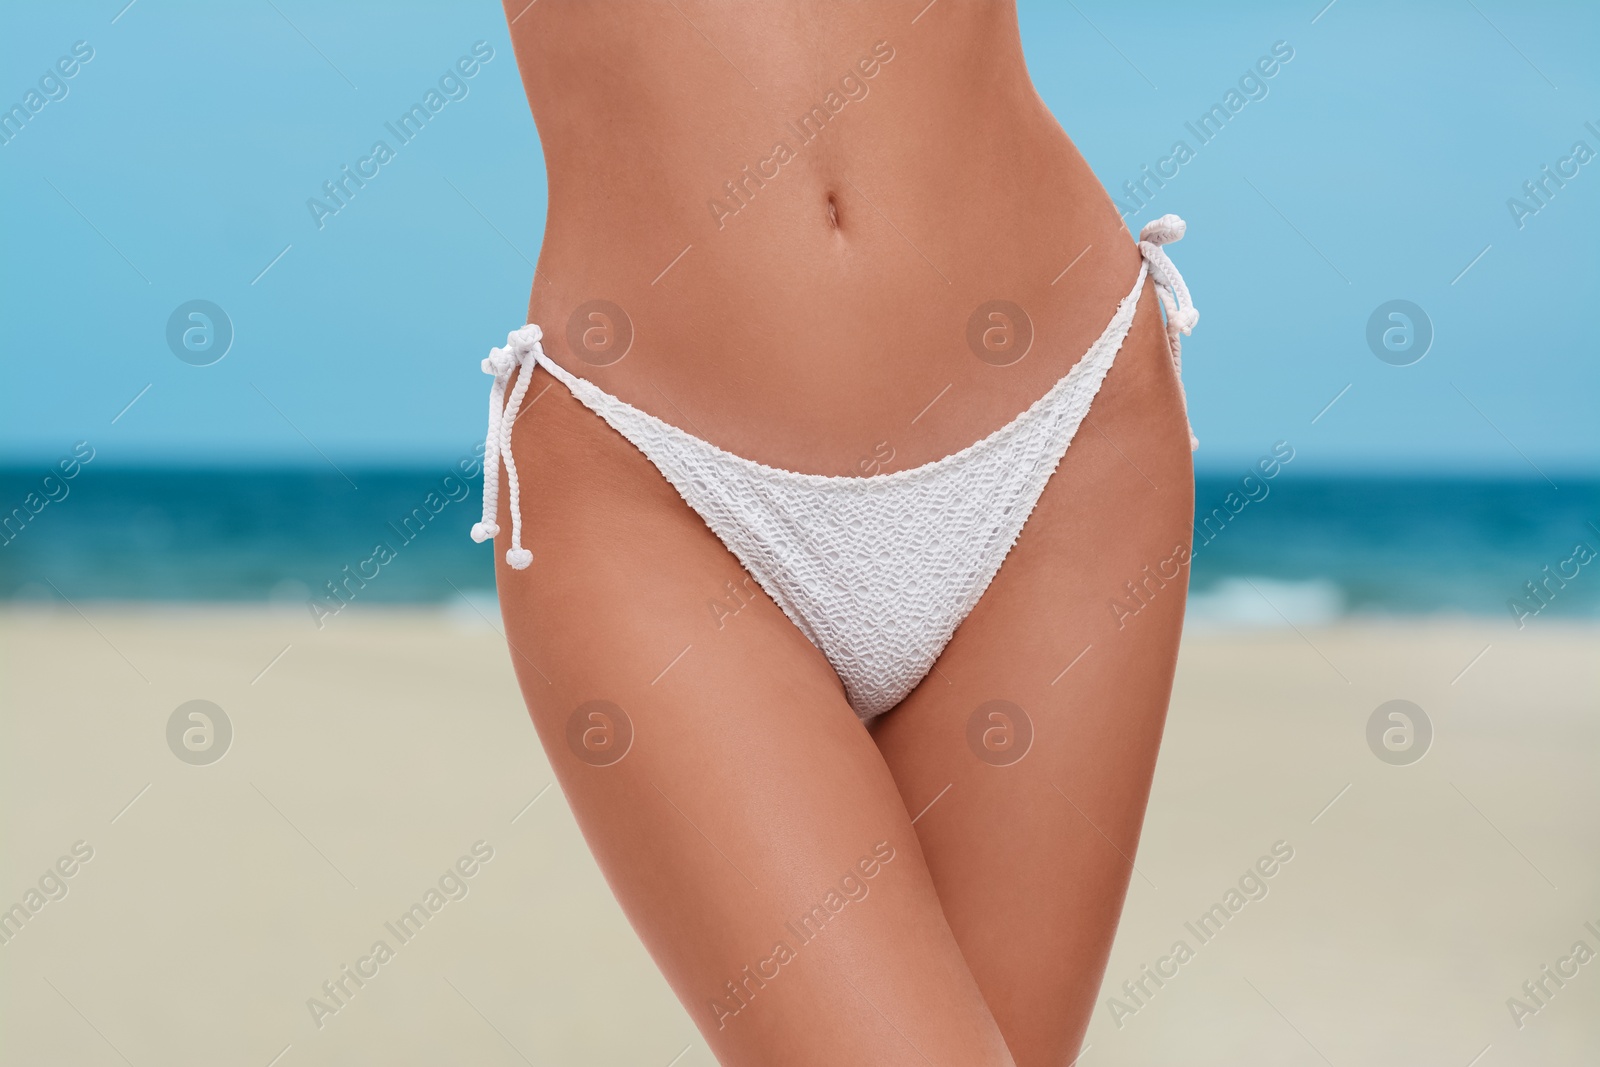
[508,0,1144,476]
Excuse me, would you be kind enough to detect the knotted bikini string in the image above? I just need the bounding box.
[473,219,1199,566]
[471,323,543,569]
[1137,214,1201,451]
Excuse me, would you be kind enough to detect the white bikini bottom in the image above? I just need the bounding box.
[472,215,1199,722]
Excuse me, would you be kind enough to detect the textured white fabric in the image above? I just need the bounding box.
[1138,214,1201,449]
[474,216,1198,721]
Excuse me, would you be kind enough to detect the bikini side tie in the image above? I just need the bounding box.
[473,217,1201,569]
[1138,214,1201,451]
[471,323,542,569]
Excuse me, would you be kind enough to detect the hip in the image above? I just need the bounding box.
[524,134,1151,477]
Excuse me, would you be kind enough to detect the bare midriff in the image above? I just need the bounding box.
[506,0,1144,476]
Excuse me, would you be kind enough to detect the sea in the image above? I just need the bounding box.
[1,468,1597,628]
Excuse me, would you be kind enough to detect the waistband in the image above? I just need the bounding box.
[471,214,1199,570]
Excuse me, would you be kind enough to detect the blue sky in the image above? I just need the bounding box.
[1,1,1595,475]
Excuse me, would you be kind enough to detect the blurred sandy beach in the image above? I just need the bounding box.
[2,605,1594,1066]
[5,0,1598,1062]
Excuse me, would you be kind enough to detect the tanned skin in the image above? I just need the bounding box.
[493,3,1192,1063]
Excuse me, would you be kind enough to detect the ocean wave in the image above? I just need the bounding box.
[1185,577,1346,628]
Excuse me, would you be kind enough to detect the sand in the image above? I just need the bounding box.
[1,604,1595,1066]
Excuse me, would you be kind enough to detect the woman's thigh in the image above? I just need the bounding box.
[870,283,1196,1067]
[493,368,1016,1066]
